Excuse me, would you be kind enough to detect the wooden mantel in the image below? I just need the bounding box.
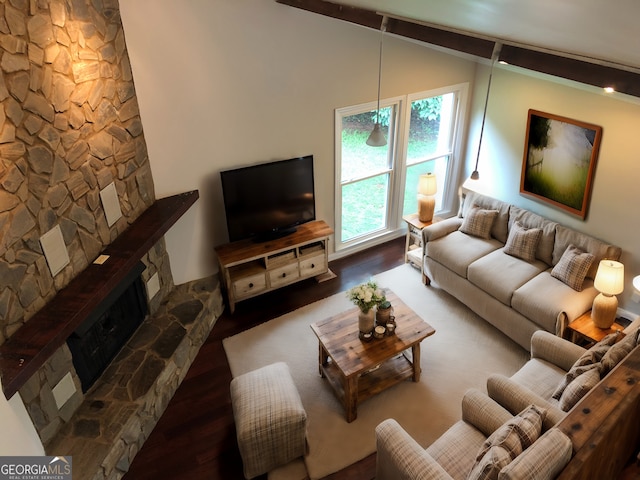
[0,190,199,399]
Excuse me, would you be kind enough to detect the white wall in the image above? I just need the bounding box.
[0,376,45,456]
[467,65,640,313]
[118,0,476,284]
[120,1,640,315]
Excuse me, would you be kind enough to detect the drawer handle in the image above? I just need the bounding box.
[281,273,287,278]
[311,263,315,268]
[249,282,254,288]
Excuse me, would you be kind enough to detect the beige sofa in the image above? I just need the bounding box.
[422,191,621,350]
[376,390,572,480]
[376,329,640,479]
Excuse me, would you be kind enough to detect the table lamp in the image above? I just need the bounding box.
[591,260,624,329]
[418,173,437,223]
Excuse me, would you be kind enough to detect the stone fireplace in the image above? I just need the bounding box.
[66,261,147,393]
[0,2,225,478]
[1,193,225,479]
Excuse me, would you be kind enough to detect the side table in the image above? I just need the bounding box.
[564,310,625,347]
[402,213,433,272]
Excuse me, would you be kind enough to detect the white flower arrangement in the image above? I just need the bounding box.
[346,280,385,313]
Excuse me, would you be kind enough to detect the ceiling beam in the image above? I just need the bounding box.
[276,0,640,98]
[499,45,640,98]
[276,0,494,59]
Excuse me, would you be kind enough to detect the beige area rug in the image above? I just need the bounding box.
[223,264,529,479]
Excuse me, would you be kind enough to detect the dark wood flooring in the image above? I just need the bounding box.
[124,237,405,480]
[123,235,640,480]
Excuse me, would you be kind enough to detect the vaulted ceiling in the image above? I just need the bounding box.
[277,0,640,97]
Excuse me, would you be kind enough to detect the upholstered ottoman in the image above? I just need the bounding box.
[230,362,307,479]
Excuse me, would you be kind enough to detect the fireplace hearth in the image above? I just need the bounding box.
[67,263,148,393]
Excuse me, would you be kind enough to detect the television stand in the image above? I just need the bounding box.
[215,220,334,313]
[253,226,298,243]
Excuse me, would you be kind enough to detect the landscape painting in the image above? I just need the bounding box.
[520,110,602,219]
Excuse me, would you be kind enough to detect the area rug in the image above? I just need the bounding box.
[222,264,529,479]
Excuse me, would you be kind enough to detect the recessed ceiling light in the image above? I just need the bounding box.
[604,86,615,93]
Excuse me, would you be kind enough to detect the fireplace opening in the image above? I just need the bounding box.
[67,262,148,392]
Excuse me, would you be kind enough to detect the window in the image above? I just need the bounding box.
[335,84,467,252]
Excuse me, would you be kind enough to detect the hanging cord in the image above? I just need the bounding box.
[374,17,388,123]
[472,43,502,179]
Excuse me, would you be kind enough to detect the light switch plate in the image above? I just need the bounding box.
[146,272,160,299]
[100,182,122,227]
[40,225,70,277]
[52,372,76,409]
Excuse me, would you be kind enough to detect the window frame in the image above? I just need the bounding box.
[334,83,468,255]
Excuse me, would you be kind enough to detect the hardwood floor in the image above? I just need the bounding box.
[124,237,406,480]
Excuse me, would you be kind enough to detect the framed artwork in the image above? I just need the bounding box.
[520,109,602,219]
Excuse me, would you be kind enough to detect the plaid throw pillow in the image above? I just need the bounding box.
[468,405,546,480]
[460,206,499,239]
[550,244,594,291]
[503,221,542,262]
[559,367,601,411]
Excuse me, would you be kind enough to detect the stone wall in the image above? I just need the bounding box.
[0,0,185,448]
[0,0,158,346]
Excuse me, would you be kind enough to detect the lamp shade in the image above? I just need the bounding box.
[366,123,387,147]
[594,260,624,295]
[418,173,437,196]
[634,275,640,293]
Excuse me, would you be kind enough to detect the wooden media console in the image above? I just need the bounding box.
[215,220,334,313]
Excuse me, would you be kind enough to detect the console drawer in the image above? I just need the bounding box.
[269,263,300,288]
[300,254,326,277]
[233,273,267,299]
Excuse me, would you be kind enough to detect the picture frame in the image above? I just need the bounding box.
[520,109,602,219]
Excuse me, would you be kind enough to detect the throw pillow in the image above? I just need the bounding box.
[467,445,512,480]
[460,206,499,239]
[558,367,601,411]
[467,405,546,480]
[503,221,542,262]
[601,328,639,373]
[550,244,595,291]
[551,331,620,399]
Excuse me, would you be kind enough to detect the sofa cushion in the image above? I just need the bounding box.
[426,230,502,279]
[509,358,567,403]
[461,192,511,243]
[503,221,542,262]
[558,367,601,411]
[512,271,597,334]
[553,225,622,279]
[468,250,547,306]
[426,420,489,480]
[551,244,594,291]
[467,405,545,480]
[460,207,499,239]
[508,207,557,266]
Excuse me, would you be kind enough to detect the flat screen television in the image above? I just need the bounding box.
[220,155,316,242]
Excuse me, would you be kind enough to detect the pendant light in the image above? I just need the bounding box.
[366,16,388,147]
[467,43,502,182]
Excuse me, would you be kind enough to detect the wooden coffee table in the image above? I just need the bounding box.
[310,291,435,422]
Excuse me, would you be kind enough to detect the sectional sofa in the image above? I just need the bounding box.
[376,328,640,479]
[421,190,621,350]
